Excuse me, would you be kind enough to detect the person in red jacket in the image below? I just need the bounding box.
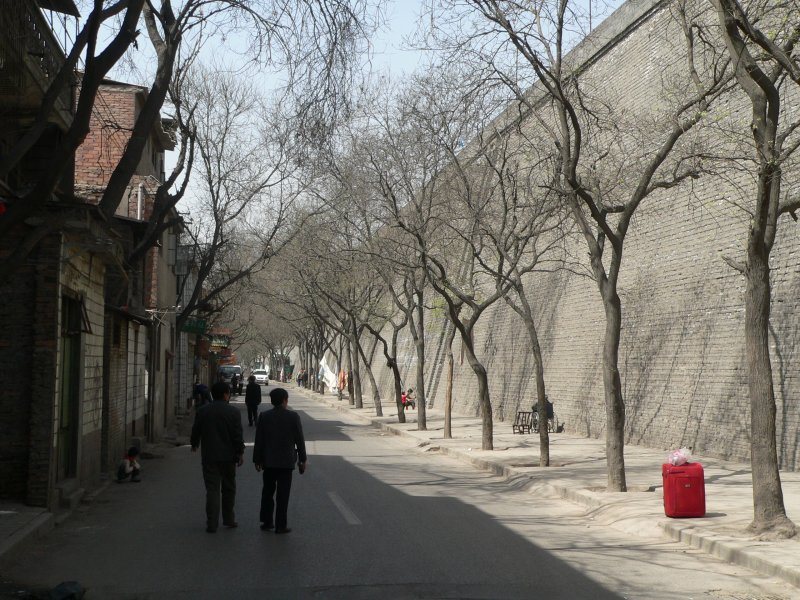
[401,388,416,411]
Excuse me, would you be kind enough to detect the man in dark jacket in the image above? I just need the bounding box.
[190,381,245,533]
[253,387,307,534]
[244,375,262,426]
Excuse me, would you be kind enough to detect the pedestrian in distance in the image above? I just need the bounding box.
[253,387,307,534]
[190,381,245,533]
[116,446,141,483]
[244,374,262,426]
[193,381,212,408]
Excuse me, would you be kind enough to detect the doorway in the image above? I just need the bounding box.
[57,295,82,481]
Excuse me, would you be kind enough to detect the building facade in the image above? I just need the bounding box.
[0,2,181,510]
[74,79,180,444]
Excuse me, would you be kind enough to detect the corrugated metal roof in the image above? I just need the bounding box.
[37,0,80,17]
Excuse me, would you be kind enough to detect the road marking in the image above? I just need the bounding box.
[327,491,362,525]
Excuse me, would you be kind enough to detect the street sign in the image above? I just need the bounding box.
[181,318,207,334]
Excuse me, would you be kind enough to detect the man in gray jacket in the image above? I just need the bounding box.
[253,387,307,534]
[191,381,244,533]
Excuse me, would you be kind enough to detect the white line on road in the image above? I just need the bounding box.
[327,491,362,525]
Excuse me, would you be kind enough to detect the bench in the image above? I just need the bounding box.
[512,411,533,434]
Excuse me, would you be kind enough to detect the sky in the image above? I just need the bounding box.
[55,0,627,197]
[372,0,428,75]
[370,0,626,76]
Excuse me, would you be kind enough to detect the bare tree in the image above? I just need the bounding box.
[356,79,455,432]
[429,0,731,487]
[472,123,574,465]
[265,198,391,413]
[301,110,429,422]
[295,220,389,414]
[393,65,571,452]
[1,0,376,275]
[0,0,145,277]
[707,0,799,538]
[176,68,304,329]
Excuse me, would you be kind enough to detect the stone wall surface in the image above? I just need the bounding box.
[363,0,800,470]
[104,313,129,473]
[11,234,63,508]
[60,234,109,488]
[127,323,147,438]
[27,235,62,507]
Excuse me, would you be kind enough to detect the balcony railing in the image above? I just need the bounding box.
[0,0,76,113]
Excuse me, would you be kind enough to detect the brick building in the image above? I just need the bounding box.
[74,78,180,448]
[0,0,127,509]
[0,2,180,511]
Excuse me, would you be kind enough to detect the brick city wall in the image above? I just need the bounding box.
[368,0,800,470]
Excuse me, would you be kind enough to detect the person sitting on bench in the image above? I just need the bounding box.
[533,395,554,418]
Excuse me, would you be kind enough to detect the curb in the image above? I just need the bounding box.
[304,392,800,590]
[0,477,116,561]
[0,512,54,561]
[660,521,800,589]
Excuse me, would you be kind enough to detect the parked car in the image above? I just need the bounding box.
[252,369,269,386]
[218,364,244,394]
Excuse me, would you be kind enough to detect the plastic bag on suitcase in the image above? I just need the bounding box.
[667,447,692,466]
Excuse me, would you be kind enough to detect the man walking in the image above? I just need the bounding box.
[190,381,244,533]
[253,387,307,534]
[244,375,262,426]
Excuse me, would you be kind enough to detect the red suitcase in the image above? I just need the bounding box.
[662,462,706,517]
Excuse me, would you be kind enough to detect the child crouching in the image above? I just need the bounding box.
[117,446,142,483]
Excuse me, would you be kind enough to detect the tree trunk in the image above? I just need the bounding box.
[528,321,550,467]
[337,337,344,402]
[368,368,382,416]
[462,341,492,450]
[745,245,795,536]
[344,343,353,405]
[98,21,175,220]
[392,363,405,423]
[414,292,427,430]
[359,338,382,417]
[349,334,363,409]
[444,321,457,439]
[602,287,627,492]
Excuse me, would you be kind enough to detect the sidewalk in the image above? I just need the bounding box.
[0,439,178,566]
[300,387,800,590]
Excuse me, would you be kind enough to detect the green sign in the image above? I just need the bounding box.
[181,318,207,334]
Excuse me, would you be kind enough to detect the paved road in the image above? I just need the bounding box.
[0,392,794,599]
